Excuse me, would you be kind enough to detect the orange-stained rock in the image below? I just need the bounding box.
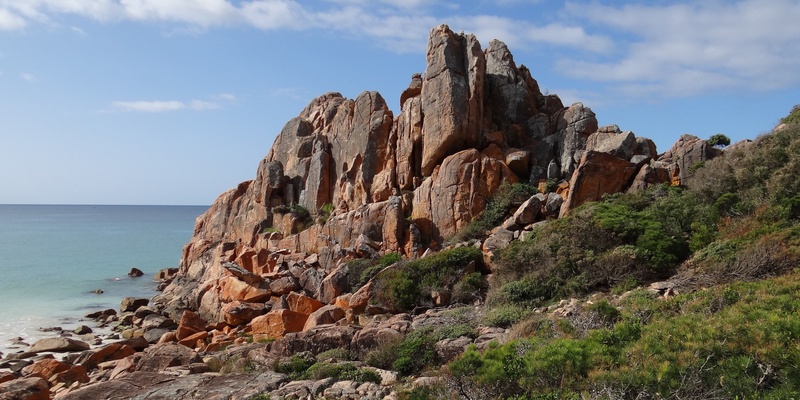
[250,309,309,342]
[220,276,272,303]
[413,148,518,241]
[333,293,352,311]
[286,292,324,315]
[319,265,350,304]
[176,310,207,341]
[178,331,209,348]
[303,305,345,331]
[561,151,639,216]
[157,331,177,344]
[349,281,374,315]
[0,377,49,400]
[0,371,15,384]
[52,365,89,385]
[21,358,69,380]
[76,343,136,371]
[221,301,266,326]
[628,163,671,192]
[658,134,722,184]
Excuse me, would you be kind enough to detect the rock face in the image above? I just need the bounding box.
[152,24,680,327]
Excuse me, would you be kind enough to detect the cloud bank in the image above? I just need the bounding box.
[2,0,799,100]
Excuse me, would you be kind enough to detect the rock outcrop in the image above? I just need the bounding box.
[151,24,682,332]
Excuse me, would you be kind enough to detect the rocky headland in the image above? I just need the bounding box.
[1,24,755,400]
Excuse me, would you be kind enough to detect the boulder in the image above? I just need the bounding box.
[413,148,517,241]
[59,371,289,400]
[21,358,70,380]
[135,343,202,372]
[29,337,89,353]
[319,265,350,304]
[561,151,639,216]
[269,325,356,357]
[128,267,144,277]
[251,309,308,341]
[221,301,267,326]
[75,343,136,371]
[303,305,345,331]
[658,134,722,184]
[586,128,636,160]
[0,377,49,400]
[120,297,149,313]
[176,310,207,341]
[286,292,325,315]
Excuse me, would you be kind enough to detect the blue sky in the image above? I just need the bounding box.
[1,0,798,205]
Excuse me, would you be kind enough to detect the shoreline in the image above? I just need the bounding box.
[0,272,161,358]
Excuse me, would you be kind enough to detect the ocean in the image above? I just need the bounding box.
[0,204,206,352]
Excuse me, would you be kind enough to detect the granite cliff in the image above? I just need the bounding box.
[151,24,714,328]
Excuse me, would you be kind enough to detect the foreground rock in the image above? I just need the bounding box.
[60,371,290,400]
[29,338,89,353]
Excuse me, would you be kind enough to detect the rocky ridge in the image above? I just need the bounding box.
[0,25,722,399]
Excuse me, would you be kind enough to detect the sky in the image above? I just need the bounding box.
[0,0,798,206]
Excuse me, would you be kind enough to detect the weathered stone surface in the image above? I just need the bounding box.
[269,325,356,357]
[420,24,484,175]
[482,228,515,253]
[21,358,69,380]
[69,371,289,400]
[135,343,202,372]
[551,102,599,179]
[351,314,412,356]
[413,148,517,241]
[128,267,144,277]
[75,343,136,371]
[658,134,722,185]
[629,163,671,192]
[286,292,325,315]
[120,297,149,313]
[562,151,639,216]
[176,310,207,341]
[29,337,89,353]
[251,309,309,341]
[303,305,345,331]
[221,301,266,326]
[319,265,350,304]
[586,129,636,160]
[0,377,49,400]
[511,196,541,226]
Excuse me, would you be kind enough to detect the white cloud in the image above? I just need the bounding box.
[214,93,236,101]
[21,72,36,81]
[113,100,186,112]
[0,8,26,30]
[70,26,86,34]
[560,0,800,97]
[111,95,232,112]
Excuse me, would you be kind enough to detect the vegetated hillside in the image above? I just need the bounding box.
[430,108,800,400]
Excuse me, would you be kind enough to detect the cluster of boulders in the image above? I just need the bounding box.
[0,289,506,399]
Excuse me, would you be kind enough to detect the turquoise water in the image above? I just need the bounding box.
[0,205,205,349]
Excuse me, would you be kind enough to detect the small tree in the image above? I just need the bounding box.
[707,133,731,148]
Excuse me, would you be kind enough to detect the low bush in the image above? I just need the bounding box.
[372,247,484,311]
[455,182,538,241]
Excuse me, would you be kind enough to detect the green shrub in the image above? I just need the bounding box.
[707,133,731,148]
[274,352,315,380]
[587,300,621,324]
[483,304,532,328]
[372,247,483,311]
[455,182,538,241]
[781,104,800,125]
[304,362,381,383]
